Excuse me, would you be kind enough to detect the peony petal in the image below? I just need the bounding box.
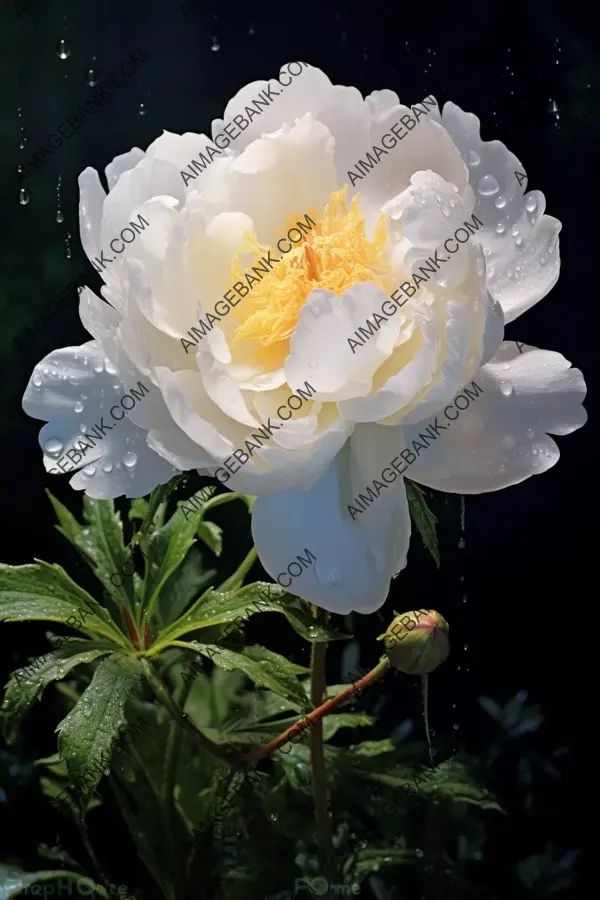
[401,341,586,494]
[22,341,178,499]
[251,425,410,613]
[439,102,560,322]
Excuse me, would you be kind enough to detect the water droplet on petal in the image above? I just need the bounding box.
[56,39,71,59]
[83,465,97,476]
[467,150,480,167]
[33,373,43,387]
[494,195,507,209]
[315,559,342,586]
[526,427,535,439]
[499,380,514,397]
[93,361,104,373]
[19,188,30,206]
[308,359,319,370]
[102,462,113,474]
[477,174,500,196]
[123,451,137,468]
[511,225,519,237]
[496,222,506,234]
[525,195,537,213]
[74,400,84,413]
[44,438,64,456]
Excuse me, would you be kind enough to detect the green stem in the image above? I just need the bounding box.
[217,546,258,593]
[309,607,335,882]
[141,659,236,768]
[199,492,243,520]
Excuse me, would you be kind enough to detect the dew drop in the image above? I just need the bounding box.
[44,438,64,456]
[56,39,71,59]
[495,222,506,234]
[467,150,480,167]
[33,373,43,387]
[477,174,500,196]
[123,451,137,468]
[511,225,519,238]
[526,427,535,439]
[93,361,104,373]
[525,195,537,213]
[499,380,514,397]
[210,37,220,51]
[83,465,97,477]
[19,188,30,206]
[105,359,118,375]
[74,400,84,413]
[515,236,524,248]
[458,537,466,549]
[102,462,113,474]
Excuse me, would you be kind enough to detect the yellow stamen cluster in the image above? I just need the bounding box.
[230,186,394,366]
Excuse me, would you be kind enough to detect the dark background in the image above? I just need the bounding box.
[1,0,596,897]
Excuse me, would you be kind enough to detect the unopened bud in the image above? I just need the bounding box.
[378,609,449,674]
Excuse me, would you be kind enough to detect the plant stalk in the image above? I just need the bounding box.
[217,546,258,593]
[141,659,236,767]
[309,608,335,882]
[239,660,390,764]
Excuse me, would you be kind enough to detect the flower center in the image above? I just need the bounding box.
[229,186,395,369]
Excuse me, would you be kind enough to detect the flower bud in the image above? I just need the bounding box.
[378,609,449,675]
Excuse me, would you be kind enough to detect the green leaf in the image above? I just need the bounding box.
[155,582,347,649]
[175,643,311,712]
[128,498,149,522]
[0,562,128,647]
[81,496,136,610]
[2,641,112,743]
[405,480,440,568]
[142,495,216,620]
[46,492,132,616]
[56,655,144,809]
[0,865,104,899]
[155,545,217,629]
[196,521,223,556]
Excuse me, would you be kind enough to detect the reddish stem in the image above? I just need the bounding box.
[120,604,140,649]
[239,658,390,764]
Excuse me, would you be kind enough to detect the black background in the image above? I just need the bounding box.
[1,0,596,897]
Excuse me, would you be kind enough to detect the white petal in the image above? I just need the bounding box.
[440,102,561,322]
[285,284,409,402]
[402,341,587,493]
[251,429,410,613]
[22,341,178,499]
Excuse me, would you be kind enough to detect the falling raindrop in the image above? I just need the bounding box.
[56,39,71,59]
[86,68,99,87]
[421,675,434,766]
[138,103,147,116]
[248,24,255,35]
[210,37,220,51]
[458,537,466,549]
[19,188,30,206]
[56,174,64,224]
[65,231,72,258]
[56,210,64,223]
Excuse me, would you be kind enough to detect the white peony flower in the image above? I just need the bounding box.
[23,62,587,614]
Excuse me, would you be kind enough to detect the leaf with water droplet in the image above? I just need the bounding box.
[405,480,440,568]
